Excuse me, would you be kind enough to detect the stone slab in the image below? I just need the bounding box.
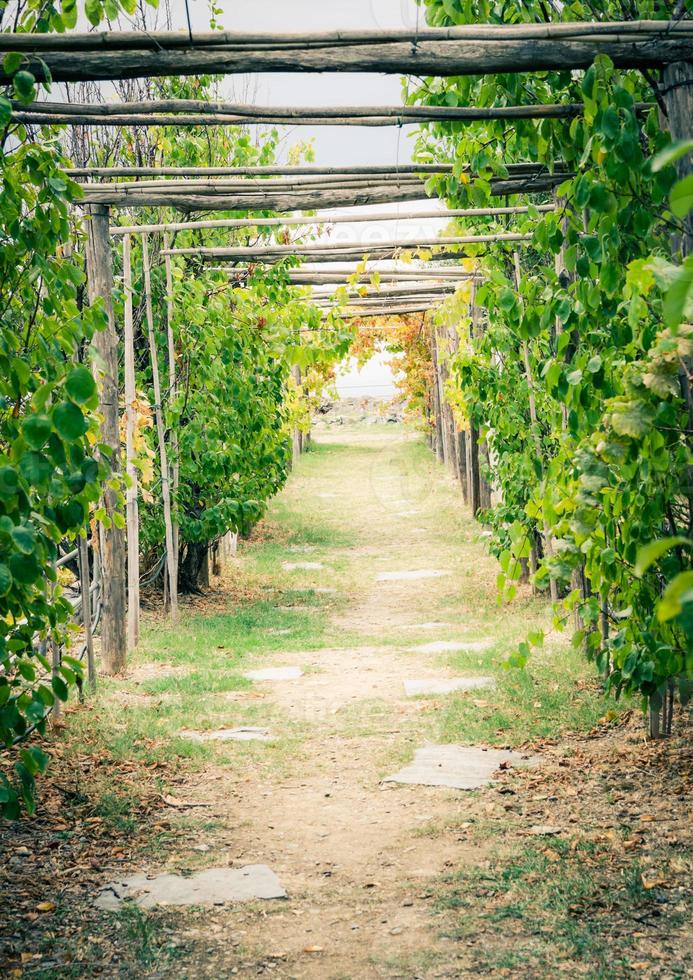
[179,727,271,742]
[245,667,303,682]
[94,865,287,910]
[410,639,493,654]
[377,569,449,582]
[403,677,495,697]
[383,744,538,790]
[283,561,324,571]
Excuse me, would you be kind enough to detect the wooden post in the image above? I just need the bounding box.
[86,204,126,675]
[163,235,180,594]
[142,233,178,621]
[649,60,693,738]
[291,364,303,464]
[457,430,469,502]
[430,330,444,463]
[77,536,96,689]
[122,234,140,650]
[513,251,559,602]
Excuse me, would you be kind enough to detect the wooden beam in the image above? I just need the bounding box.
[12,98,655,127]
[109,204,554,236]
[67,164,453,177]
[3,23,692,83]
[4,22,693,50]
[79,186,436,212]
[164,232,531,260]
[85,205,126,675]
[323,305,435,318]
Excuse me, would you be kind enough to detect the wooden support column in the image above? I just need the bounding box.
[77,536,96,688]
[86,204,126,675]
[163,236,180,596]
[513,251,559,602]
[650,60,693,739]
[142,233,178,621]
[662,60,693,257]
[457,430,469,502]
[466,287,483,515]
[430,331,444,463]
[291,364,303,464]
[122,234,139,650]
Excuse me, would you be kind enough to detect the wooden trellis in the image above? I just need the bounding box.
[24,14,685,681]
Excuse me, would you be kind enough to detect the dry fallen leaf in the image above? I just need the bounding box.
[641,875,667,890]
[161,795,210,808]
[303,945,324,954]
[36,901,56,913]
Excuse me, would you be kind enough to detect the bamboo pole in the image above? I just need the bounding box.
[12,99,655,128]
[325,304,437,318]
[141,233,178,621]
[163,235,180,595]
[109,204,555,236]
[4,22,693,50]
[86,204,126,675]
[82,173,428,191]
[164,233,531,259]
[68,163,453,177]
[122,234,140,650]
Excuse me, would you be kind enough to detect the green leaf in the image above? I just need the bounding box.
[53,402,87,442]
[19,452,51,486]
[22,414,52,450]
[670,173,693,219]
[3,53,23,75]
[610,400,654,438]
[657,571,693,622]
[8,553,41,585]
[0,467,19,500]
[51,676,69,701]
[651,139,693,173]
[635,536,692,577]
[65,366,96,405]
[10,526,35,555]
[663,259,693,329]
[0,565,12,597]
[12,70,35,104]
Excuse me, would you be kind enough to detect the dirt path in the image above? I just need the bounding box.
[5,424,690,980]
[162,426,523,978]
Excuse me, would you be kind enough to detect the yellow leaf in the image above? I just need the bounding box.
[36,901,56,913]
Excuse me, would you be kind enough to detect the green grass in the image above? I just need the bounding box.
[432,838,680,979]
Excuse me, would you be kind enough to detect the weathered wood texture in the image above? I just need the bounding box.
[12,98,655,127]
[122,234,140,651]
[142,234,178,621]
[164,233,530,261]
[2,23,692,82]
[109,204,555,236]
[86,205,126,675]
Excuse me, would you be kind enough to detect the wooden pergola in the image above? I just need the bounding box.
[28,17,687,674]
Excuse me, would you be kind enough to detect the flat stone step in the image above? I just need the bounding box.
[179,727,271,742]
[94,865,287,910]
[377,569,449,582]
[245,667,303,682]
[410,639,494,654]
[383,744,539,790]
[403,677,495,697]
